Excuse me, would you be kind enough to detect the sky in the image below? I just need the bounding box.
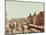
[6,1,44,19]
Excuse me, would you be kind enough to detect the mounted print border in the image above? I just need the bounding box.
[5,0,45,35]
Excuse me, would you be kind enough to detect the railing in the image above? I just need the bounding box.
[28,24,44,32]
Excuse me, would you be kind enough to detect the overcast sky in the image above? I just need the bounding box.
[6,1,44,19]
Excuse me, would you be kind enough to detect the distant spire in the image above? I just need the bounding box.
[29,13,31,17]
[34,12,36,16]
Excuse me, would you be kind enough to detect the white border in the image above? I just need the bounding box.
[0,0,5,35]
[0,0,46,35]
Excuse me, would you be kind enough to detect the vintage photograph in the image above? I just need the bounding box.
[5,0,44,35]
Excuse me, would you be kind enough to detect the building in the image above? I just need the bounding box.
[26,14,33,32]
[36,11,44,26]
[36,11,44,32]
[33,12,36,25]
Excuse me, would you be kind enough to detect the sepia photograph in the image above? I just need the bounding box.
[5,0,44,35]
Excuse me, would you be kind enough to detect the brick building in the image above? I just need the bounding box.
[36,11,44,26]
